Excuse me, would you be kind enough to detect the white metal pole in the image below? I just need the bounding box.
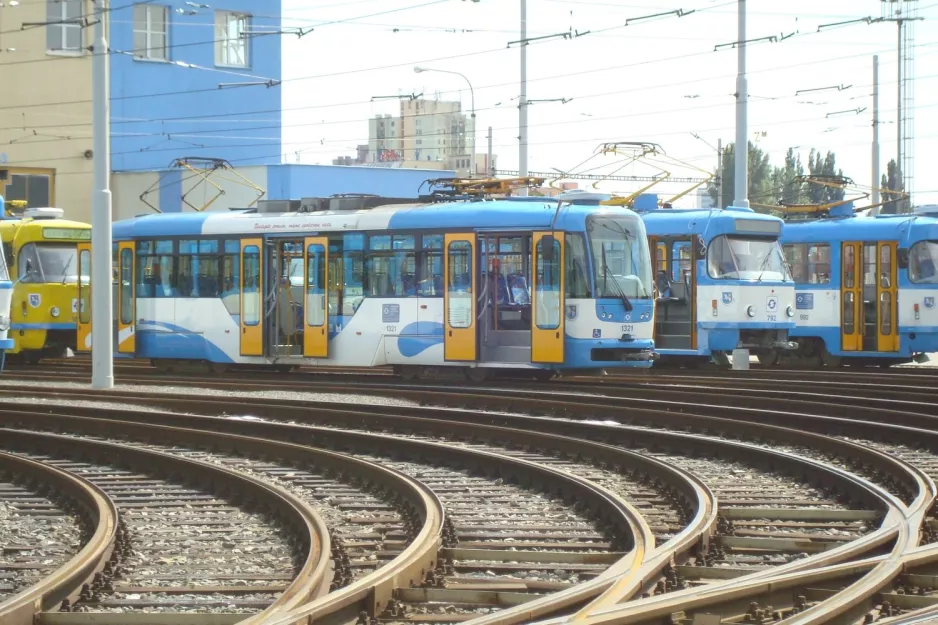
[518,0,528,196]
[91,0,114,389]
[469,90,476,178]
[717,138,723,209]
[487,126,494,177]
[896,20,904,213]
[871,54,881,214]
[733,0,749,208]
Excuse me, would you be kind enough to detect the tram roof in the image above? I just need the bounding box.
[113,199,642,239]
[781,213,938,244]
[637,206,784,238]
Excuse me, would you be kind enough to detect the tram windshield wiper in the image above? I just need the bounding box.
[601,244,633,312]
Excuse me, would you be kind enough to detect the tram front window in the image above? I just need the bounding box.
[707,235,790,281]
[586,215,653,300]
[0,244,8,282]
[18,243,79,284]
[910,240,938,283]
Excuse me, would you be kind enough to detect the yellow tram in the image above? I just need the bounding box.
[0,206,91,363]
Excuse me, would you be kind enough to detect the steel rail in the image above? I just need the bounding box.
[0,405,656,625]
[0,426,333,624]
[0,450,118,625]
[0,389,914,624]
[0,409,446,624]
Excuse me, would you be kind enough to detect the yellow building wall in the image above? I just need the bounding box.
[0,0,96,224]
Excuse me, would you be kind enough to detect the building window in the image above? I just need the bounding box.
[46,0,83,53]
[133,4,168,60]
[215,10,249,67]
[3,172,52,209]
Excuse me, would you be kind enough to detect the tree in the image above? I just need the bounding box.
[775,148,806,206]
[880,158,904,214]
[707,141,777,212]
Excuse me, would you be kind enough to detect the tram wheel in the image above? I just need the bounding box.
[531,369,555,382]
[820,348,842,369]
[465,367,491,382]
[755,349,780,367]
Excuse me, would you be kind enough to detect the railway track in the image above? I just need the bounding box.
[1,361,937,624]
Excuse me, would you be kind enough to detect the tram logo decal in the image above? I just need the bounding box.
[926,297,936,310]
[28,293,41,308]
[721,292,733,305]
[592,329,601,338]
[565,304,577,320]
[766,296,779,312]
[796,293,814,310]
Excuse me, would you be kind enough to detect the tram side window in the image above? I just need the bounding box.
[909,241,938,283]
[136,240,176,298]
[119,248,133,325]
[343,234,365,314]
[221,240,241,316]
[418,234,444,297]
[367,234,415,297]
[783,243,831,284]
[565,234,591,299]
[177,239,220,298]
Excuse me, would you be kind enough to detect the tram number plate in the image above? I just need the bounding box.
[766,315,776,322]
[621,324,634,333]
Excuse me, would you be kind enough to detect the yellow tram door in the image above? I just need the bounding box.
[240,238,264,357]
[116,242,136,354]
[876,241,899,352]
[303,237,329,358]
[76,242,92,352]
[841,242,863,351]
[443,233,477,361]
[532,232,565,363]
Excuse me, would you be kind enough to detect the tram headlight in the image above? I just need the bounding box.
[746,305,756,318]
[50,306,60,318]
[0,315,8,331]
[786,305,794,318]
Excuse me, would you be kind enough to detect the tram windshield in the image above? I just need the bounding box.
[586,214,653,301]
[17,243,79,283]
[707,235,791,281]
[0,242,8,282]
[909,240,938,283]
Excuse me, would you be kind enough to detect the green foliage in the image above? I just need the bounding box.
[707,143,848,212]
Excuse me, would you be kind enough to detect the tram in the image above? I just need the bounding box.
[92,190,657,379]
[0,205,90,363]
[632,194,797,366]
[779,201,938,367]
[0,200,12,370]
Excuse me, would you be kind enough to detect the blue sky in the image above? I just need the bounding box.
[280,0,938,206]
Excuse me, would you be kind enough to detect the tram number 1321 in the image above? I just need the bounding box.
[622,324,634,334]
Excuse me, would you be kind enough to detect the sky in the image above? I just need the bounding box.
[278,0,938,207]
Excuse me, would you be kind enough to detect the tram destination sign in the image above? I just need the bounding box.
[42,228,92,241]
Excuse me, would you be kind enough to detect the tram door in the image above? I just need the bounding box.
[531,232,564,363]
[443,233,477,361]
[116,242,136,354]
[649,237,696,350]
[76,242,92,353]
[841,242,862,351]
[303,237,329,358]
[240,239,264,357]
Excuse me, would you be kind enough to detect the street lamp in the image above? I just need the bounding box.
[414,66,476,178]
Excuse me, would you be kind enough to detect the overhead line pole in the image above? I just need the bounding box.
[872,54,881,214]
[92,0,114,389]
[733,0,749,208]
[518,0,528,196]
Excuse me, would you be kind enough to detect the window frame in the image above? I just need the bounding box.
[133,3,169,61]
[46,0,84,55]
[215,10,250,68]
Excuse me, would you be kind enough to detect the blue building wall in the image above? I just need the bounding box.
[109,1,282,172]
[270,165,455,201]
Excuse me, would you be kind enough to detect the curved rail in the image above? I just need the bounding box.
[0,426,333,623]
[0,450,118,625]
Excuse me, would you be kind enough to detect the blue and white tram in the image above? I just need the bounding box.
[102,192,657,380]
[630,194,796,366]
[779,202,938,367]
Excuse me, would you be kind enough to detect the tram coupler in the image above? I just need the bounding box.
[772,340,799,351]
